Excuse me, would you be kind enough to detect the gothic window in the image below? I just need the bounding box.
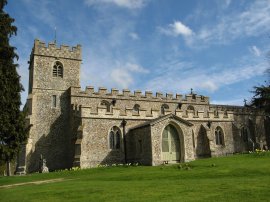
[52,95,57,108]
[133,104,140,115]
[215,126,224,145]
[161,104,169,115]
[101,100,111,112]
[53,61,63,77]
[109,126,121,150]
[241,127,248,142]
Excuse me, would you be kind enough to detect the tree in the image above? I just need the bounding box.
[250,44,270,114]
[251,83,270,114]
[0,0,28,176]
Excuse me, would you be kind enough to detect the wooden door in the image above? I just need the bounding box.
[162,125,180,162]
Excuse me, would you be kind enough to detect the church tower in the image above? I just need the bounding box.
[17,39,82,173]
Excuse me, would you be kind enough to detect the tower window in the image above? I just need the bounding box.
[52,95,57,108]
[53,61,63,77]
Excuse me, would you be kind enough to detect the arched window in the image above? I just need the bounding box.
[133,104,140,114]
[241,127,248,142]
[101,100,111,112]
[109,126,121,149]
[187,105,195,111]
[161,104,169,115]
[215,126,224,145]
[53,61,63,77]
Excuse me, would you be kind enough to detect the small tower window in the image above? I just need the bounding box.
[52,95,57,108]
[53,61,63,78]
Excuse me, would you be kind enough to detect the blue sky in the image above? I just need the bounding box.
[5,0,270,106]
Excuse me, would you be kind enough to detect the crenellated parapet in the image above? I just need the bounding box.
[209,104,262,116]
[32,39,82,61]
[70,86,209,104]
[73,103,234,121]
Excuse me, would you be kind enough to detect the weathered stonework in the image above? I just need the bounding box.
[16,40,270,173]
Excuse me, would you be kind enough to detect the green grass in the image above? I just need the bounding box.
[0,153,270,202]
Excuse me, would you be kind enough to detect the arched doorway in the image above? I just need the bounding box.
[162,124,181,162]
[196,125,211,158]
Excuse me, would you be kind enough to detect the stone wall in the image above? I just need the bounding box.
[127,125,152,165]
[23,39,82,172]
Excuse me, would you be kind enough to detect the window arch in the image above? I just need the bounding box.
[161,104,169,115]
[241,127,248,142]
[133,104,140,114]
[187,105,195,111]
[109,126,121,149]
[101,100,111,112]
[215,126,224,145]
[53,61,63,77]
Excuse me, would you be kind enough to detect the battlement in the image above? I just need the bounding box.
[72,103,234,121]
[32,39,82,60]
[209,104,258,115]
[70,86,210,104]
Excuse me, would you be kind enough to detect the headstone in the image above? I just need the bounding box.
[39,154,49,173]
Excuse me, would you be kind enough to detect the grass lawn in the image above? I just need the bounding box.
[0,152,270,202]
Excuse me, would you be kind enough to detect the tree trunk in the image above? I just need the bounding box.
[6,159,11,176]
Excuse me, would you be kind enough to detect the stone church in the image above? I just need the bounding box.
[16,39,270,174]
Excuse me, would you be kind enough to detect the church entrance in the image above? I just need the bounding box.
[162,124,180,162]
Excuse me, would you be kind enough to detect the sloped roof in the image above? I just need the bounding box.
[129,113,193,131]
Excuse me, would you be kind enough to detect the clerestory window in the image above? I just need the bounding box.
[133,104,140,115]
[53,61,63,78]
[101,100,111,112]
[161,104,169,115]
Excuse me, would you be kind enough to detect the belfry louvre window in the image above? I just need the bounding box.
[53,61,63,77]
[109,126,121,149]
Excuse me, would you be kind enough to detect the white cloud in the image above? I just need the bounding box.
[111,69,133,88]
[249,46,261,57]
[159,21,193,37]
[187,0,270,47]
[129,32,139,40]
[146,59,268,94]
[126,63,149,73]
[110,63,148,88]
[84,0,148,9]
